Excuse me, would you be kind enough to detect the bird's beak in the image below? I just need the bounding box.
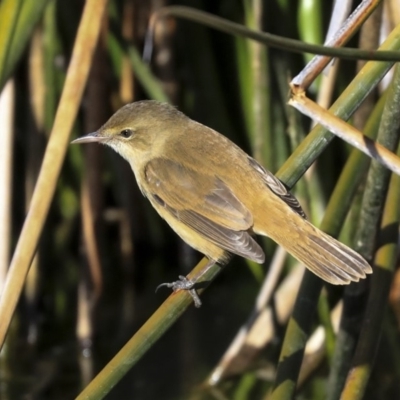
[71,131,107,144]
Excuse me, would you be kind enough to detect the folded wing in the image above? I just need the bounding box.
[144,158,265,263]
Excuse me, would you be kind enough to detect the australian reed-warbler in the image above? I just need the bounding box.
[72,101,371,303]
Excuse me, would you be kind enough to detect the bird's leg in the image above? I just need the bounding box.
[155,259,218,308]
[156,275,202,307]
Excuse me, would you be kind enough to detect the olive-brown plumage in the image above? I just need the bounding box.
[72,100,372,285]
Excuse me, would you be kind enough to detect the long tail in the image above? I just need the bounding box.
[272,220,372,285]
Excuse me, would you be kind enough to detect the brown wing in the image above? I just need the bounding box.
[144,158,265,263]
[248,156,306,219]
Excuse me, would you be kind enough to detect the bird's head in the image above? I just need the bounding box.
[72,100,186,167]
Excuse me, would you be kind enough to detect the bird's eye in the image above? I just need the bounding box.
[120,129,134,138]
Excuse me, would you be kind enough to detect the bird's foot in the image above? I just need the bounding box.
[156,275,202,308]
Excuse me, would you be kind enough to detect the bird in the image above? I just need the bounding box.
[72,100,372,304]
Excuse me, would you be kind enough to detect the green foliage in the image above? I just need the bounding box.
[1,1,400,400]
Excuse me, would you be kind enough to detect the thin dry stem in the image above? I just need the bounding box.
[292,0,381,89]
[0,0,109,349]
[289,92,400,177]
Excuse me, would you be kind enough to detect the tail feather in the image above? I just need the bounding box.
[281,223,372,285]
